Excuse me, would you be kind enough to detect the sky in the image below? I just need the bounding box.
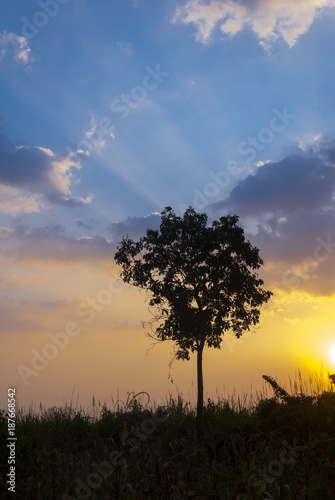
[1,0,335,412]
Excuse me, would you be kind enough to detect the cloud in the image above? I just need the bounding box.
[173,0,335,49]
[0,31,32,65]
[213,139,335,216]
[1,224,115,264]
[76,219,94,230]
[0,273,24,289]
[209,137,335,296]
[0,305,44,335]
[116,42,133,55]
[0,227,14,239]
[0,213,162,266]
[0,185,41,215]
[0,295,79,336]
[0,135,92,212]
[85,119,108,151]
[255,210,335,264]
[108,213,161,242]
[74,118,115,157]
[252,210,335,295]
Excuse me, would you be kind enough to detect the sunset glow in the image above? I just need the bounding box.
[330,346,335,366]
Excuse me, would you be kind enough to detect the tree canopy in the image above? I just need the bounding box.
[115,206,272,359]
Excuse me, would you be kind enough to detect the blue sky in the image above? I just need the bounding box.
[1,0,335,410]
[1,0,334,229]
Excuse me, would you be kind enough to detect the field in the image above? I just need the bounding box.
[1,372,335,500]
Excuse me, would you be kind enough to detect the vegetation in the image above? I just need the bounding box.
[1,373,335,499]
[114,207,272,439]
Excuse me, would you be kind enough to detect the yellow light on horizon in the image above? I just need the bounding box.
[330,346,335,366]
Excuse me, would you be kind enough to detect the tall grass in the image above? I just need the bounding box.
[1,371,334,499]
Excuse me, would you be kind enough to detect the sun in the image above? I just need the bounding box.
[330,346,335,366]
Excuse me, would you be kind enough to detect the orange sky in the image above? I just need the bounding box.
[1,250,334,413]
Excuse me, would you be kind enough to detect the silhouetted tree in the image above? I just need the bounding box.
[114,206,272,440]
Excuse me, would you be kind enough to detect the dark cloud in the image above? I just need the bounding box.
[76,219,94,230]
[0,224,114,263]
[253,210,335,264]
[31,224,66,236]
[1,214,162,264]
[213,142,335,216]
[247,208,335,296]
[322,137,335,163]
[209,139,335,296]
[0,135,49,186]
[108,213,161,242]
[18,234,114,263]
[0,134,91,207]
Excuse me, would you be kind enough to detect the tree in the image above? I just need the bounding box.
[114,206,272,440]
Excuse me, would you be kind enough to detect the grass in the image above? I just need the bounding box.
[1,372,335,499]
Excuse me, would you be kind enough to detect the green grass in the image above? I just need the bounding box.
[1,374,335,499]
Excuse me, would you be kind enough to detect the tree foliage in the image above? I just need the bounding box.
[114,206,272,360]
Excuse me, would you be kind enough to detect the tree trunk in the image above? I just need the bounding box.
[196,342,204,442]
